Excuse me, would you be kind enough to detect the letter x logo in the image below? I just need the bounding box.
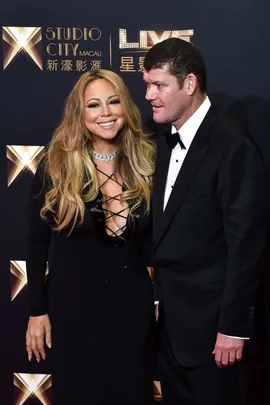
[2,26,42,70]
[14,373,52,405]
[6,145,45,186]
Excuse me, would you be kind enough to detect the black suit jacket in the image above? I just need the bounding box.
[153,105,268,367]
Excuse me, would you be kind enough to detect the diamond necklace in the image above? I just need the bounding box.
[92,149,117,161]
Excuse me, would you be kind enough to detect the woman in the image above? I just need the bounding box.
[25,70,156,404]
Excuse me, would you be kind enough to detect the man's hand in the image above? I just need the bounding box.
[212,332,244,368]
[155,303,159,321]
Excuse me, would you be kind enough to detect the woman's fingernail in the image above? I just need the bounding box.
[37,358,40,363]
[28,356,31,362]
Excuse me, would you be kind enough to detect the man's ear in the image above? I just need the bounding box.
[185,73,197,96]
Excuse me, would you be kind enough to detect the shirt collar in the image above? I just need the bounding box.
[171,96,211,151]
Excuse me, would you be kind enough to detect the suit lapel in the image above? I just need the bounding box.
[153,105,218,248]
[152,129,171,242]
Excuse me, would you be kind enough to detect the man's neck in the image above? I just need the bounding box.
[173,93,207,131]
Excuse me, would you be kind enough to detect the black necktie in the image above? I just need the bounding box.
[166,132,186,150]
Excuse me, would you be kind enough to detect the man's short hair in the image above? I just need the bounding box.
[144,38,207,93]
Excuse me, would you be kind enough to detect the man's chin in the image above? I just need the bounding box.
[153,113,165,124]
[153,115,167,124]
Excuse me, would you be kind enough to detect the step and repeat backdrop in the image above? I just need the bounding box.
[1,0,270,404]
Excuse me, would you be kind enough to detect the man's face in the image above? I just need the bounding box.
[143,65,190,129]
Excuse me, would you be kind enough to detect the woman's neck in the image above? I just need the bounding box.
[92,140,117,155]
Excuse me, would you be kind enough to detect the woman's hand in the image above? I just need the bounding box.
[26,314,52,362]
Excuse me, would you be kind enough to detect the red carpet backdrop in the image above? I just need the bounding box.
[0,0,270,403]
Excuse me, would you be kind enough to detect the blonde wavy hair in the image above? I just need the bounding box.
[41,69,155,232]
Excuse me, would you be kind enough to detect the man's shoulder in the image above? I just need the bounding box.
[212,108,257,150]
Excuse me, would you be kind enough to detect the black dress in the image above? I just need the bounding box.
[26,162,155,405]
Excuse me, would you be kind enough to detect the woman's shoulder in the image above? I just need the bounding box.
[32,154,52,196]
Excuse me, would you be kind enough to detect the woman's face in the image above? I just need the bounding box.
[84,79,125,147]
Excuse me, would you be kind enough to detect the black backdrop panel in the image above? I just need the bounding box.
[1,1,270,404]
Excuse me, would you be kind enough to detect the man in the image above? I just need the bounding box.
[143,38,267,405]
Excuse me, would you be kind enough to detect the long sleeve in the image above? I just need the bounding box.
[217,135,268,337]
[26,161,52,316]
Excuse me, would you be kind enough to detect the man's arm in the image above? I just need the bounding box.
[214,133,268,366]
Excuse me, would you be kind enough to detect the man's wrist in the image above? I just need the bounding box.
[220,333,249,340]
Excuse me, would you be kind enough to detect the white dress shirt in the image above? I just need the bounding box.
[161,96,247,340]
[163,96,211,210]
